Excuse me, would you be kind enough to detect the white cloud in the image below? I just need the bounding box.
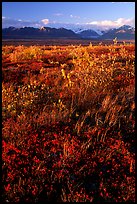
[41,19,49,25]
[2,16,135,31]
[86,18,135,29]
[70,14,80,19]
[54,13,63,16]
[2,17,49,28]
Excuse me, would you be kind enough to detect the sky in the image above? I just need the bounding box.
[2,2,135,30]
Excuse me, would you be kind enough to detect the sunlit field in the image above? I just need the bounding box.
[2,41,135,202]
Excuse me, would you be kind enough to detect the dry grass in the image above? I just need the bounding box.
[2,42,135,202]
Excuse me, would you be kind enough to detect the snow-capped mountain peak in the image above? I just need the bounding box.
[119,25,133,30]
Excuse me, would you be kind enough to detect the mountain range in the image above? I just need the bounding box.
[2,25,135,40]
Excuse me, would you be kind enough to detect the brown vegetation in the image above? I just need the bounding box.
[2,42,135,202]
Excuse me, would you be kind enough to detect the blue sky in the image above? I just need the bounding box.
[2,2,135,30]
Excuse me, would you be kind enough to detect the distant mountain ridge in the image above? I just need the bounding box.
[99,25,135,40]
[77,29,100,39]
[2,26,79,39]
[2,25,135,40]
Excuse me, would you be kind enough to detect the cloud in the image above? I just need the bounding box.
[2,17,50,28]
[2,17,34,28]
[70,14,80,19]
[86,18,135,29]
[2,16,135,31]
[54,13,63,16]
[41,19,49,25]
